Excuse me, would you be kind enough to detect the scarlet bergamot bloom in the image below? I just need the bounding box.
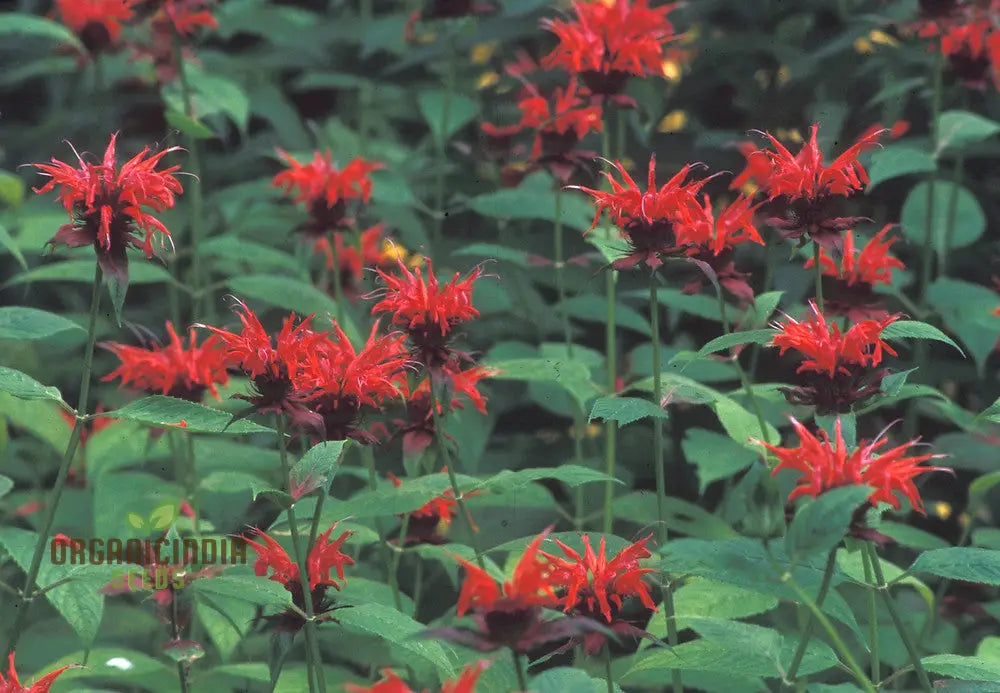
[754,417,951,514]
[55,0,136,55]
[31,132,184,288]
[344,661,490,693]
[0,651,74,693]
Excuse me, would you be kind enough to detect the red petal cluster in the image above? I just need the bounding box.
[756,417,951,513]
[273,149,383,210]
[55,0,136,52]
[456,531,560,616]
[732,123,886,201]
[542,0,679,93]
[345,661,490,693]
[770,302,899,377]
[102,322,230,401]
[31,133,184,283]
[915,1,1000,88]
[0,651,73,693]
[161,0,218,36]
[247,523,354,591]
[371,260,483,339]
[544,534,656,623]
[806,226,905,287]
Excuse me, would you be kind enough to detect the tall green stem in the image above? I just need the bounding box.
[603,645,615,693]
[650,276,682,693]
[276,418,325,693]
[865,543,933,693]
[812,243,824,313]
[360,445,403,611]
[938,155,965,278]
[432,36,457,250]
[171,586,192,693]
[4,264,103,657]
[861,545,881,683]
[329,232,346,328]
[600,111,617,535]
[554,187,573,355]
[512,650,528,691]
[173,29,207,320]
[785,547,838,684]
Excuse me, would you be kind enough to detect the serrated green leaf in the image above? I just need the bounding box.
[866,144,936,190]
[192,575,293,608]
[0,366,65,403]
[0,306,83,341]
[165,108,216,139]
[909,547,1000,585]
[682,428,757,493]
[922,654,1000,681]
[467,172,595,232]
[485,357,597,408]
[785,486,871,559]
[111,395,273,434]
[588,396,667,426]
[291,440,347,497]
[880,320,964,356]
[695,329,775,358]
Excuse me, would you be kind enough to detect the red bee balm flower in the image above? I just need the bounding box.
[31,133,184,287]
[755,417,951,514]
[804,226,905,321]
[102,321,230,401]
[161,0,218,36]
[542,0,680,97]
[273,149,382,235]
[423,530,607,653]
[732,123,887,249]
[576,156,711,270]
[246,523,354,631]
[345,661,490,693]
[56,0,136,55]
[0,651,73,693]
[544,534,657,654]
[387,468,481,545]
[371,260,483,366]
[770,302,900,414]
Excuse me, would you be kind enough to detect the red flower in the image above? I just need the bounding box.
[914,2,1000,88]
[161,0,218,36]
[770,302,899,413]
[273,149,382,235]
[387,468,481,545]
[755,417,951,514]
[0,652,73,693]
[345,661,490,693]
[542,0,680,98]
[454,532,556,614]
[804,226,905,321]
[732,123,886,249]
[55,0,136,55]
[102,321,230,401]
[246,523,354,631]
[575,156,712,270]
[31,133,184,286]
[371,260,484,366]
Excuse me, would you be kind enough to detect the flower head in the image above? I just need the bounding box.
[0,652,73,693]
[345,662,490,693]
[56,0,136,55]
[387,468,481,546]
[542,0,680,97]
[160,0,218,36]
[273,149,382,234]
[755,417,951,513]
[31,133,184,286]
[102,322,230,401]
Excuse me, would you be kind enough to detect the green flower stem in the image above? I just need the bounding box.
[650,276,682,693]
[360,444,404,611]
[603,644,615,693]
[329,232,346,328]
[554,186,573,355]
[865,542,933,693]
[432,36,457,250]
[938,154,965,279]
[861,545,880,683]
[779,563,877,693]
[430,372,485,568]
[411,555,424,618]
[600,111,618,536]
[784,547,838,684]
[307,484,327,550]
[749,237,777,380]
[276,417,326,693]
[4,263,103,657]
[173,28,208,321]
[171,585,192,693]
[813,242,824,313]
[512,650,528,691]
[572,406,586,531]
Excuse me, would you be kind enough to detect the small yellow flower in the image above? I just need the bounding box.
[470,42,499,65]
[476,71,500,90]
[933,501,953,521]
[379,240,409,264]
[407,254,426,269]
[775,128,803,144]
[661,59,683,83]
[854,37,874,54]
[567,423,603,439]
[776,65,790,86]
[657,110,688,133]
[869,30,899,47]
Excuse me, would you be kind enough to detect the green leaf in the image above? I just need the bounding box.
[814,413,856,449]
[682,428,757,493]
[198,471,276,500]
[36,648,172,684]
[107,272,128,328]
[193,576,293,609]
[452,242,534,267]
[866,144,936,190]
[614,493,737,540]
[418,90,478,145]
[180,64,250,132]
[563,295,652,336]
[0,474,12,499]
[922,654,1000,682]
[0,306,83,341]
[475,465,619,493]
[291,440,347,497]
[937,110,1000,151]
[466,172,596,232]
[0,13,83,50]
[926,278,1000,375]
[485,357,597,408]
[0,366,65,403]
[588,396,667,427]
[695,329,775,358]
[6,259,175,286]
[227,274,359,343]
[663,578,779,633]
[741,290,783,328]
[0,171,25,208]
[975,397,1000,424]
[0,527,105,647]
[336,602,456,679]
[901,181,986,255]
[202,235,304,276]
[165,109,216,139]
[111,395,274,434]
[0,224,28,271]
[909,547,1000,585]
[785,486,872,559]
[880,320,964,356]
[530,667,622,693]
